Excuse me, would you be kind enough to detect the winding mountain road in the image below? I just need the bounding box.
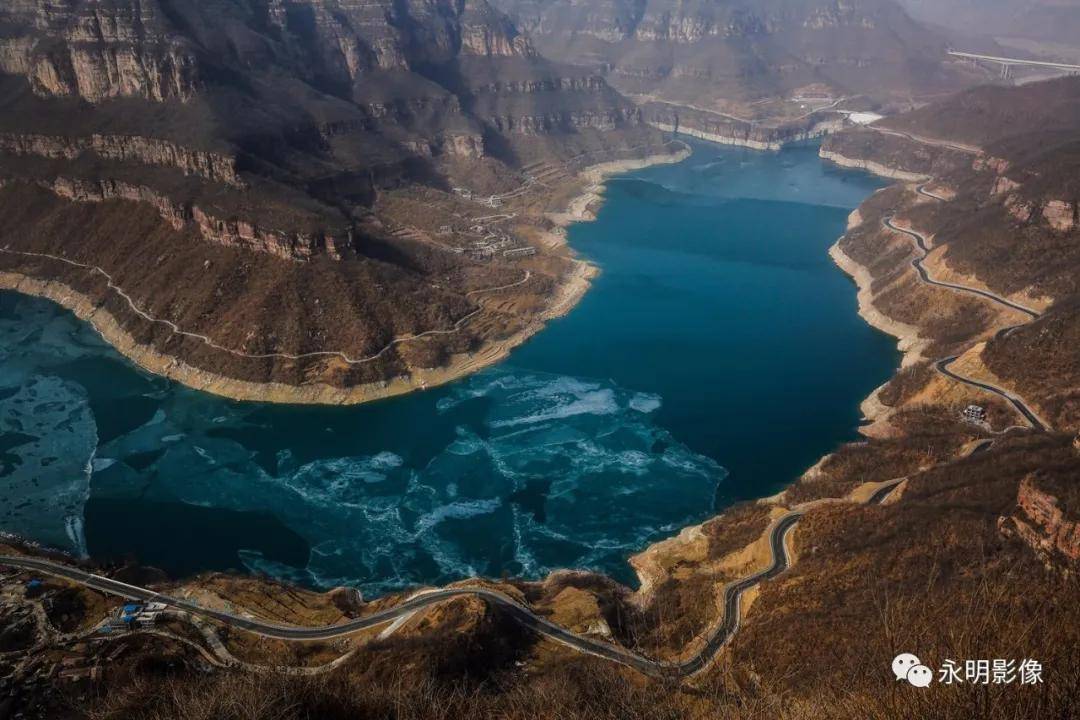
[882,217,1040,320]
[0,247,529,366]
[882,205,1048,431]
[869,126,982,156]
[2,154,1047,681]
[915,184,950,202]
[0,483,902,680]
[935,357,1046,431]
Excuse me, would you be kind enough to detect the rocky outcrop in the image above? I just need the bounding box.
[474,70,641,135]
[1002,475,1080,565]
[973,156,1010,175]
[473,75,609,95]
[441,133,485,158]
[644,102,845,151]
[991,176,1021,196]
[819,148,929,181]
[0,37,34,75]
[489,108,639,135]
[0,0,201,103]
[28,42,200,103]
[461,19,534,56]
[1004,194,1035,223]
[1042,200,1077,232]
[993,187,1075,232]
[504,0,922,48]
[33,177,353,261]
[191,206,356,261]
[492,0,965,108]
[0,133,242,187]
[259,0,532,82]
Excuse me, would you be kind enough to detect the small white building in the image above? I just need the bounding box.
[963,405,987,423]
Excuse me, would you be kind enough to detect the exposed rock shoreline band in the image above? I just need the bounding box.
[0,147,690,405]
[0,128,945,604]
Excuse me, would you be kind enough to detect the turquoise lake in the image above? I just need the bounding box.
[0,140,897,595]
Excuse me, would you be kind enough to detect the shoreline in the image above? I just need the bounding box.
[2,138,915,602]
[827,241,930,369]
[646,121,785,151]
[547,144,693,226]
[0,146,689,406]
[818,148,931,182]
[645,120,843,152]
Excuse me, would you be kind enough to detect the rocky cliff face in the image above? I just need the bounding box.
[28,41,199,103]
[0,0,648,263]
[0,133,241,186]
[0,0,200,103]
[971,156,1078,234]
[491,0,970,106]
[1001,475,1080,565]
[1043,200,1078,233]
[825,112,1080,239]
[0,0,667,396]
[644,101,844,150]
[0,0,527,104]
[33,177,353,260]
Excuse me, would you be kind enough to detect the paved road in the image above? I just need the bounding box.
[0,551,758,679]
[0,247,515,367]
[868,480,903,505]
[869,127,982,155]
[947,51,1080,73]
[883,217,1040,319]
[915,184,950,202]
[0,479,909,679]
[881,216,1048,431]
[2,485,910,680]
[936,357,1047,431]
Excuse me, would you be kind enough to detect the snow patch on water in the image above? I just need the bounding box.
[0,375,97,555]
[629,392,662,413]
[0,292,728,595]
[170,368,727,595]
[491,388,618,428]
[414,498,501,535]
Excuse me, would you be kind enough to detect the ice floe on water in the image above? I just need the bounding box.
[0,374,96,556]
[121,367,723,594]
[0,293,727,596]
[629,392,662,414]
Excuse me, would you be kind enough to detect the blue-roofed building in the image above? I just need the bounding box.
[25,578,44,597]
[119,604,143,625]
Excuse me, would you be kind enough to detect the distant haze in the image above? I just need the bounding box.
[900,0,1080,47]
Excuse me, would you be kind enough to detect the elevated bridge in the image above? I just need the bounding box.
[948,50,1080,81]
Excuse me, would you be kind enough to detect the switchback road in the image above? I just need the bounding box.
[1,482,903,680]
[883,217,1040,320]
[915,184,950,202]
[0,251,529,367]
[936,357,1047,431]
[882,214,1049,431]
